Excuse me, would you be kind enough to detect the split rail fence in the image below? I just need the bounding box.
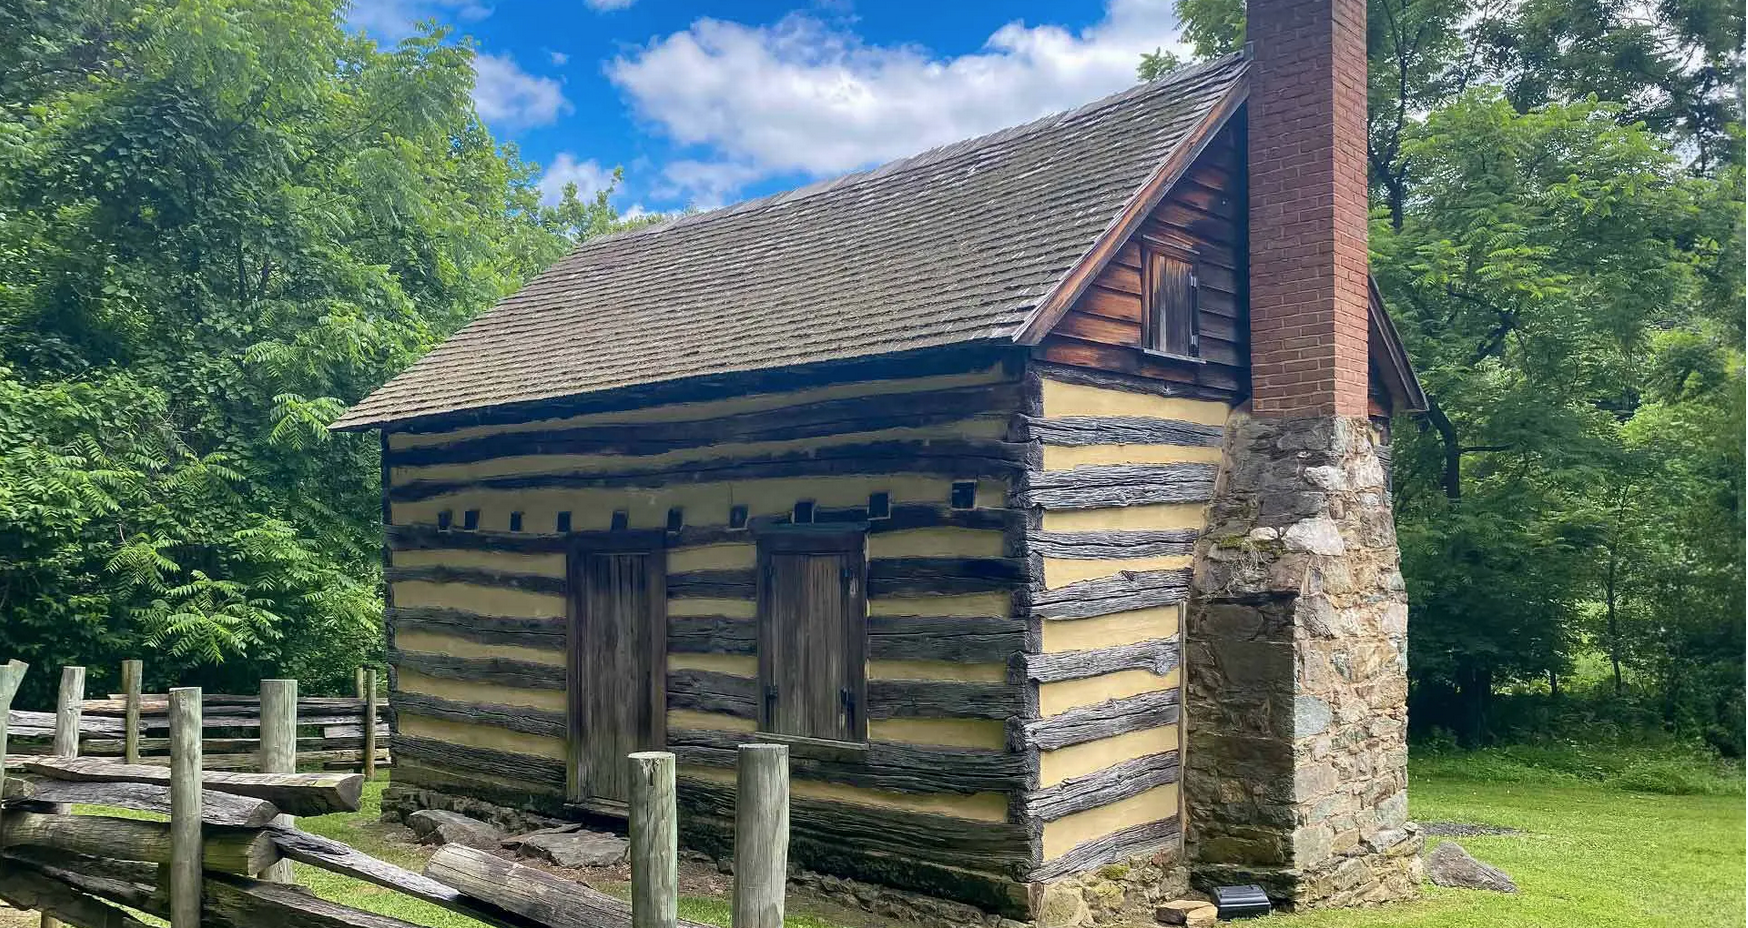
[4,662,390,773]
[0,659,796,928]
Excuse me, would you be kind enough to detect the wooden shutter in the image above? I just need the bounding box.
[757,530,867,743]
[1145,248,1199,357]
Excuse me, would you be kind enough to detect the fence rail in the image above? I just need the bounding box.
[0,660,795,928]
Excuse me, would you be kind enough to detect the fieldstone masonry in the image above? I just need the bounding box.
[1184,413,1422,907]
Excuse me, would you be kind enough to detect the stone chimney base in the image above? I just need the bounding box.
[1184,414,1423,909]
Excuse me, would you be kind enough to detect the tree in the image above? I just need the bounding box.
[0,0,625,707]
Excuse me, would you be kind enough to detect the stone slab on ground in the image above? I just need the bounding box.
[501,823,585,850]
[516,829,630,868]
[1424,840,1518,893]
[1154,899,1216,926]
[405,808,506,850]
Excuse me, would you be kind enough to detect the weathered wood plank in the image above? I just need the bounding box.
[1020,638,1181,683]
[3,777,281,827]
[1030,361,1240,403]
[1021,463,1217,510]
[389,649,564,691]
[667,616,757,655]
[384,566,565,595]
[389,691,566,739]
[424,844,716,928]
[665,730,1025,793]
[389,607,566,650]
[390,735,565,789]
[867,616,1027,662]
[0,862,152,928]
[1028,568,1193,620]
[665,671,757,719]
[387,524,568,553]
[1028,817,1182,881]
[1020,416,1223,447]
[1017,689,1181,751]
[391,439,1033,503]
[204,872,433,928]
[1026,529,1199,559]
[1022,752,1180,823]
[22,757,363,816]
[0,810,279,876]
[866,680,1021,720]
[866,558,1027,596]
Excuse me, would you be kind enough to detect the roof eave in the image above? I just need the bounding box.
[1367,276,1429,415]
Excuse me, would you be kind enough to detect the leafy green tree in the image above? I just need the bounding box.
[0,0,624,707]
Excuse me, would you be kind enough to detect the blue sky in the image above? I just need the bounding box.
[346,0,1190,216]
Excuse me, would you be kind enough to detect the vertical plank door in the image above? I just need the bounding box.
[758,539,866,743]
[568,543,666,806]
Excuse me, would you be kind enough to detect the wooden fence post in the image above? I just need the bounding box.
[121,659,143,765]
[41,666,85,928]
[259,678,298,883]
[731,743,789,928]
[355,667,366,700]
[629,751,677,928]
[0,660,28,851]
[169,686,203,928]
[362,669,379,778]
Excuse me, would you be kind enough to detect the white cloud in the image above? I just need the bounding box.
[473,53,572,129]
[585,0,637,10]
[538,153,618,206]
[654,160,766,210]
[347,0,491,42]
[548,50,570,66]
[608,0,1190,203]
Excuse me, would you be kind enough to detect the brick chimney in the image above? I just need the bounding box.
[1181,0,1422,908]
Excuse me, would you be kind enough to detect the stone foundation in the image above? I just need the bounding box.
[1185,413,1422,908]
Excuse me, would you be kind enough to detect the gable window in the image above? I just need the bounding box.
[1143,244,1200,359]
[756,527,867,744]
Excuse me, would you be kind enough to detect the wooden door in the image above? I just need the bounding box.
[757,529,866,743]
[567,538,666,807]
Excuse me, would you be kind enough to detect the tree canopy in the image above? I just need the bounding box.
[0,0,624,706]
[1149,0,1745,752]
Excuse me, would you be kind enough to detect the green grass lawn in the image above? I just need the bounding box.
[281,757,1746,928]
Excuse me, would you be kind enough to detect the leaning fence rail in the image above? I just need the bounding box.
[0,661,793,928]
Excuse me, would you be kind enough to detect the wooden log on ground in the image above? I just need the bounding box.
[732,744,788,928]
[628,752,677,928]
[203,872,431,928]
[23,757,364,816]
[424,844,715,928]
[2,777,280,827]
[0,861,151,928]
[121,659,144,765]
[0,812,278,876]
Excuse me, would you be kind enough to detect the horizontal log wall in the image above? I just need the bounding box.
[381,354,1041,911]
[1011,363,1233,883]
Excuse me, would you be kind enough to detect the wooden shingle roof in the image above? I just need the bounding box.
[333,53,1250,431]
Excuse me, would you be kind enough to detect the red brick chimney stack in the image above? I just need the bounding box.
[1246,0,1371,417]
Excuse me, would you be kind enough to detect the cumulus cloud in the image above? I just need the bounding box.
[654,160,766,210]
[585,0,638,10]
[548,50,570,66]
[347,0,491,42]
[609,0,1189,202]
[538,153,618,206]
[473,53,572,129]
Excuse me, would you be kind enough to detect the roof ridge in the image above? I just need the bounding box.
[580,51,1249,250]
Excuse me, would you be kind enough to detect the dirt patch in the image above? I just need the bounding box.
[1420,821,1523,837]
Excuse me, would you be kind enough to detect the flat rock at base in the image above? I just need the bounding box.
[1424,841,1517,893]
[516,830,629,868]
[406,809,506,850]
[501,823,585,850]
[1155,899,1217,926]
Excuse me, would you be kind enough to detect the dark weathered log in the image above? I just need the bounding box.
[389,649,564,691]
[1021,464,1217,510]
[203,872,432,928]
[665,670,758,718]
[3,777,281,827]
[866,680,1022,720]
[1028,568,1193,620]
[664,569,756,599]
[667,616,757,655]
[7,711,125,738]
[78,735,376,756]
[1028,816,1182,881]
[389,692,565,739]
[675,777,1032,876]
[0,811,279,876]
[666,730,1025,793]
[424,844,716,928]
[391,439,1032,502]
[392,759,567,814]
[1026,529,1199,559]
[22,757,362,816]
[81,696,375,716]
[0,860,152,928]
[383,566,565,595]
[387,524,567,554]
[388,607,566,650]
[389,735,564,789]
[1022,751,1180,823]
[1017,689,1181,751]
[867,615,1027,662]
[391,383,1023,466]
[1020,638,1181,683]
[264,825,545,928]
[1031,362,1237,403]
[866,558,1027,596]
[1019,416,1223,447]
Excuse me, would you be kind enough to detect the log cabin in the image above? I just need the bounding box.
[333,0,1428,917]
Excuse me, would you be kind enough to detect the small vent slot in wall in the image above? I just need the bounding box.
[729,505,749,530]
[509,511,523,532]
[462,509,480,530]
[950,481,977,510]
[611,510,630,531]
[666,508,685,532]
[793,500,815,524]
[868,492,891,520]
[556,511,572,533]
[437,510,453,530]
